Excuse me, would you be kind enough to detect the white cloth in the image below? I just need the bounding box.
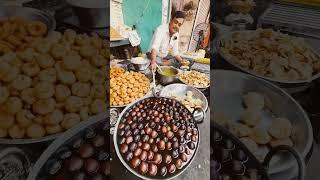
[128,30,141,47]
[148,24,180,58]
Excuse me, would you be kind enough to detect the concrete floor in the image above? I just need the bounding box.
[305,143,320,180]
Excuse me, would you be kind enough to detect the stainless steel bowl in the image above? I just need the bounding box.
[27,112,108,180]
[127,57,150,71]
[157,66,179,85]
[0,6,56,32]
[66,0,108,28]
[218,30,320,93]
[160,83,208,120]
[213,70,313,175]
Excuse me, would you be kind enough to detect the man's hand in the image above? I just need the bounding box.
[150,61,157,72]
[162,59,171,66]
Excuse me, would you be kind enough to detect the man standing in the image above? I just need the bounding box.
[148,11,188,71]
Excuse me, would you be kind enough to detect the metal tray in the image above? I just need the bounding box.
[160,83,208,120]
[212,70,313,174]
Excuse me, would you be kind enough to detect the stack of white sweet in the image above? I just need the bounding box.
[170,91,203,112]
[215,92,293,161]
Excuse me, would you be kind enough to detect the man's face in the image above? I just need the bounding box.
[169,18,184,34]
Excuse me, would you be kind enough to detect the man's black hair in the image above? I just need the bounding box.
[172,11,186,19]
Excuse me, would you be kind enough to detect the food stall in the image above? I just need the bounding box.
[212,0,320,179]
[0,1,110,179]
[110,0,211,179]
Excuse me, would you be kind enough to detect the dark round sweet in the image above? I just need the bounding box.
[164,155,172,164]
[84,158,100,175]
[147,151,154,161]
[45,122,110,180]
[125,152,134,161]
[68,156,83,172]
[73,172,86,180]
[120,144,128,154]
[142,143,150,151]
[126,136,133,145]
[158,140,166,150]
[168,164,176,174]
[154,153,162,164]
[160,166,167,176]
[166,142,172,150]
[92,135,105,147]
[129,143,138,152]
[175,159,182,169]
[117,97,199,178]
[172,150,179,159]
[211,125,265,180]
[134,148,142,157]
[140,151,148,161]
[131,157,141,168]
[78,144,95,158]
[139,162,148,174]
[148,164,158,176]
[181,154,188,162]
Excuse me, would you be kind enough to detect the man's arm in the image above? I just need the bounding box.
[148,26,163,71]
[150,49,158,65]
[174,55,183,63]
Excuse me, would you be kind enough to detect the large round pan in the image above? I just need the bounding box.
[212,70,313,175]
[113,97,205,180]
[218,30,320,92]
[212,122,306,180]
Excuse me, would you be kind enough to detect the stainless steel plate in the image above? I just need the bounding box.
[160,83,208,119]
[0,6,56,32]
[213,70,313,174]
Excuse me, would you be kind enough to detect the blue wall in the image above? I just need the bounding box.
[122,0,162,53]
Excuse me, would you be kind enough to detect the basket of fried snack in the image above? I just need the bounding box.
[110,71,150,107]
[0,28,107,144]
